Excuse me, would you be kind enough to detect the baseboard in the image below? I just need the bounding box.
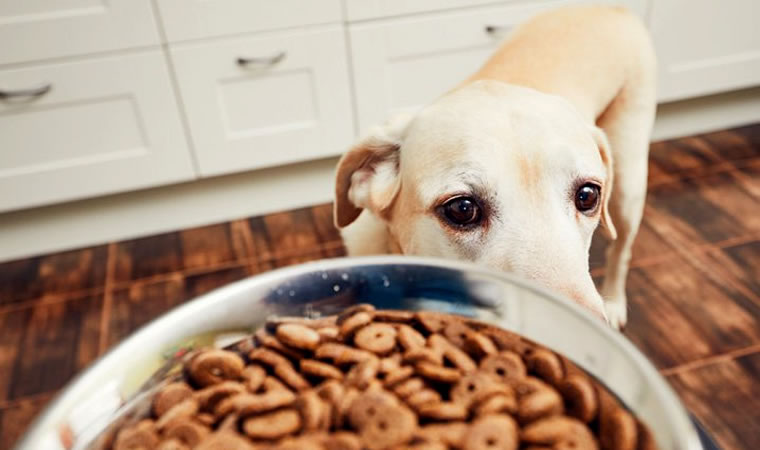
[652,86,760,141]
[0,157,339,262]
[1,87,759,263]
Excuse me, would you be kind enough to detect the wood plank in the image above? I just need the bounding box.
[623,250,760,370]
[106,265,252,349]
[0,394,54,450]
[112,223,243,283]
[0,294,102,402]
[0,245,107,306]
[667,351,760,450]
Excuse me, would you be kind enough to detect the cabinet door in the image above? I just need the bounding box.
[170,27,355,177]
[0,52,194,212]
[652,0,760,102]
[155,0,343,43]
[349,0,646,134]
[0,0,160,65]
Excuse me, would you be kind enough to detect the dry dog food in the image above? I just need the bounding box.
[106,305,657,450]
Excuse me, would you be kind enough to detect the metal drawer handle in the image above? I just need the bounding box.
[484,25,510,35]
[0,83,52,99]
[237,51,286,67]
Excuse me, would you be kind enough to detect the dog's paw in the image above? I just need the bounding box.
[604,299,628,331]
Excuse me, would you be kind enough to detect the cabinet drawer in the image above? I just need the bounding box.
[0,0,159,65]
[0,52,194,213]
[345,0,508,22]
[349,0,647,134]
[155,0,343,43]
[170,27,355,177]
[652,0,760,102]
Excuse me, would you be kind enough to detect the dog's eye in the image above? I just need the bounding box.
[575,183,601,213]
[441,196,482,226]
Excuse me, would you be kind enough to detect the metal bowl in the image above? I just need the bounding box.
[15,256,702,450]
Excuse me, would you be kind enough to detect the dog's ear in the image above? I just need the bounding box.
[334,113,413,228]
[590,126,617,240]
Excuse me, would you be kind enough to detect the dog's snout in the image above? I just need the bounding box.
[562,287,608,322]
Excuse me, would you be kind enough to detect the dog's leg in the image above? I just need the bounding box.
[597,89,656,330]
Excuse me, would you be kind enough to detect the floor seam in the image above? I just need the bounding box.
[660,343,760,376]
[98,242,118,354]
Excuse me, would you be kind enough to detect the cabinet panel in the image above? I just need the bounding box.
[651,0,760,102]
[0,0,159,64]
[155,0,343,43]
[0,52,194,212]
[170,27,355,176]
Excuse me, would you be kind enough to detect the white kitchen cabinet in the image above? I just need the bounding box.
[0,0,160,65]
[651,0,760,102]
[0,51,194,213]
[344,0,507,21]
[155,0,343,43]
[349,0,648,134]
[170,26,355,177]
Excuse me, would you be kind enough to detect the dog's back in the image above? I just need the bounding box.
[463,5,656,123]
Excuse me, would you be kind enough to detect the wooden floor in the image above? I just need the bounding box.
[1,124,758,450]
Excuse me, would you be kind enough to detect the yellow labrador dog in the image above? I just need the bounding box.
[334,5,656,328]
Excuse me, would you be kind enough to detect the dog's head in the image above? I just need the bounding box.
[335,81,616,321]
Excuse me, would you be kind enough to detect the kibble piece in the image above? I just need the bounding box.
[355,323,398,354]
[443,320,473,350]
[415,312,450,333]
[403,347,444,366]
[598,393,637,450]
[348,390,400,429]
[296,390,327,431]
[418,361,462,383]
[480,351,527,383]
[188,350,245,387]
[337,304,376,324]
[352,398,417,450]
[156,399,199,430]
[465,332,498,358]
[194,381,246,412]
[318,326,340,341]
[254,328,304,360]
[156,439,188,450]
[397,325,426,350]
[277,323,322,350]
[417,402,469,421]
[275,362,312,392]
[526,348,565,386]
[514,378,564,424]
[383,365,415,387]
[346,356,380,389]
[394,377,426,399]
[474,391,518,416]
[451,372,509,407]
[339,311,373,340]
[163,419,210,447]
[316,343,375,365]
[243,408,301,440]
[153,382,193,418]
[324,431,362,450]
[416,422,468,448]
[302,359,345,380]
[559,374,598,423]
[195,431,255,450]
[406,389,442,409]
[238,389,297,416]
[462,414,518,450]
[373,310,415,323]
[521,416,598,450]
[241,365,266,393]
[113,420,159,450]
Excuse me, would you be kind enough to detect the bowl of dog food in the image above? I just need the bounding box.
[15,256,703,450]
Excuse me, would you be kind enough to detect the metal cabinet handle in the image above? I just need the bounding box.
[237,52,286,67]
[0,83,52,99]
[484,25,510,35]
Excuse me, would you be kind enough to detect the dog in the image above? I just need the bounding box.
[333,5,656,328]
